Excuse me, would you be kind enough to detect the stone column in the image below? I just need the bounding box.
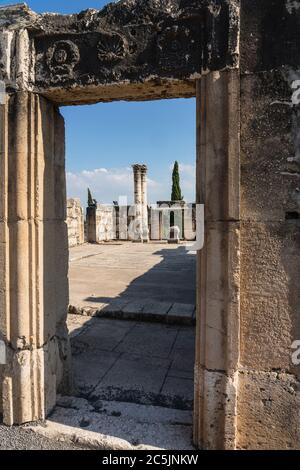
[132,164,148,241]
[140,164,149,241]
[133,164,142,214]
[0,92,71,425]
[194,71,240,450]
[86,205,97,243]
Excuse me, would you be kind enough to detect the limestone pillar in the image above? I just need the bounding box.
[0,92,71,425]
[86,205,97,243]
[194,71,240,450]
[140,165,148,239]
[132,164,148,241]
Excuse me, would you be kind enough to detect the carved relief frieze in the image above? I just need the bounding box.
[157,24,201,71]
[97,31,129,64]
[46,40,80,81]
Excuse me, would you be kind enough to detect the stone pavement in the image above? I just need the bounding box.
[69,242,196,324]
[63,242,196,449]
[43,314,196,450]
[68,315,195,411]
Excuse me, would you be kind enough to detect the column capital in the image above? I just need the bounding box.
[132,164,147,173]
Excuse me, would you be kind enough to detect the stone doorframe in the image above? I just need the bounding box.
[1,1,300,450]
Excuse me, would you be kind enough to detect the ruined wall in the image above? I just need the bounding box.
[0,1,239,104]
[67,198,84,247]
[86,204,116,243]
[237,0,300,449]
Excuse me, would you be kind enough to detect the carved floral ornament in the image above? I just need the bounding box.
[157,25,190,55]
[157,25,195,69]
[46,40,80,78]
[97,31,129,64]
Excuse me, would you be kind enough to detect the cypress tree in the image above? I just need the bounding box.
[171,161,183,201]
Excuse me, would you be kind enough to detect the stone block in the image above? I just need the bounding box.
[101,298,130,317]
[237,370,300,450]
[167,303,195,325]
[141,300,172,322]
[240,221,300,373]
[121,300,145,319]
[198,221,240,373]
[240,72,300,222]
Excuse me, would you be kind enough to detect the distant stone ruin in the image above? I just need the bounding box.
[67,199,85,247]
[81,164,196,244]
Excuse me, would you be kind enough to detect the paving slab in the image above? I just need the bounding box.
[169,354,195,380]
[161,377,195,403]
[141,300,172,321]
[72,318,135,352]
[167,303,196,324]
[69,316,195,410]
[91,353,171,399]
[72,350,120,396]
[115,322,178,358]
[171,327,196,355]
[121,300,145,318]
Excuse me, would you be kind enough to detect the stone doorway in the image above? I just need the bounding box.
[62,97,197,449]
[2,0,298,451]
[0,1,239,449]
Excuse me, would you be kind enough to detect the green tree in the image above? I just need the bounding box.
[171,161,183,201]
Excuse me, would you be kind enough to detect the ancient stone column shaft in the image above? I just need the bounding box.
[132,164,143,214]
[0,92,71,425]
[140,165,148,231]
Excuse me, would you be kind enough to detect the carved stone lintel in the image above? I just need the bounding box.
[46,40,80,81]
[97,31,128,64]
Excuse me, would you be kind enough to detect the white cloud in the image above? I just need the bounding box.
[67,167,133,205]
[67,163,195,207]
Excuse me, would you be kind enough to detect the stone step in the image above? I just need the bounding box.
[88,385,194,412]
[69,299,196,326]
[31,396,194,450]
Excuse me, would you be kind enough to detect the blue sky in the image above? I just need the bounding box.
[3,1,196,204]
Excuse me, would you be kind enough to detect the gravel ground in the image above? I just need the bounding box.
[0,424,87,450]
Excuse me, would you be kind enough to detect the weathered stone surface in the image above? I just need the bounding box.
[241,71,300,222]
[142,300,172,321]
[31,396,194,450]
[237,370,300,450]
[240,221,300,373]
[67,198,85,247]
[0,1,239,104]
[69,315,195,413]
[195,368,238,450]
[240,0,300,73]
[0,92,71,424]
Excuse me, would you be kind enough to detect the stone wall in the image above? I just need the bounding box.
[152,202,196,241]
[86,203,196,243]
[67,198,84,247]
[86,204,116,243]
[236,0,300,450]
